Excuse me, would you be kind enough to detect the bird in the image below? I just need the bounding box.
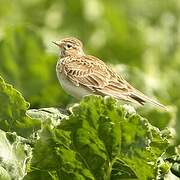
[53,37,167,110]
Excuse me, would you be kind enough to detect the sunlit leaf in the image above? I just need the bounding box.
[0,76,40,137]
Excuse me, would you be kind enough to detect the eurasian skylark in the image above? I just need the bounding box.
[53,37,166,110]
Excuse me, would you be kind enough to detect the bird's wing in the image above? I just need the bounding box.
[63,55,133,97]
[63,55,111,89]
[63,55,167,109]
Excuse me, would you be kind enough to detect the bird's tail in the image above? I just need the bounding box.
[95,81,167,110]
[130,90,168,111]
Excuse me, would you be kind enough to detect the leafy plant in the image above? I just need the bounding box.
[0,76,179,179]
[0,130,31,180]
[0,76,40,137]
[0,26,70,108]
[26,96,171,180]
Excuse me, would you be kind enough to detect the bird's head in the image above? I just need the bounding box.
[53,37,84,58]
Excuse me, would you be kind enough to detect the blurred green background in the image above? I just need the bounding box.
[0,0,179,144]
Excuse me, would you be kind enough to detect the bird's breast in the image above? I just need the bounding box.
[56,59,91,99]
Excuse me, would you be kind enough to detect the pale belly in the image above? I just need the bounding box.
[56,67,92,99]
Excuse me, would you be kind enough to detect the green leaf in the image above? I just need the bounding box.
[23,170,58,180]
[0,26,70,108]
[165,146,180,178]
[0,166,11,180]
[0,129,32,180]
[28,125,94,179]
[0,76,40,137]
[29,96,170,180]
[26,107,68,126]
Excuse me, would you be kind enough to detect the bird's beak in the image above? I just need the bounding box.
[52,41,63,48]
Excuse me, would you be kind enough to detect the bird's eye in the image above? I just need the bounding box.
[67,44,72,48]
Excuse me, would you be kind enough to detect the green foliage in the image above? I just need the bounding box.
[0,130,32,180]
[27,96,170,180]
[0,0,179,145]
[0,0,180,179]
[0,76,179,179]
[0,76,40,137]
[166,155,180,178]
[0,26,70,108]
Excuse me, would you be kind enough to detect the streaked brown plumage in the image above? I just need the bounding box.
[53,37,167,110]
